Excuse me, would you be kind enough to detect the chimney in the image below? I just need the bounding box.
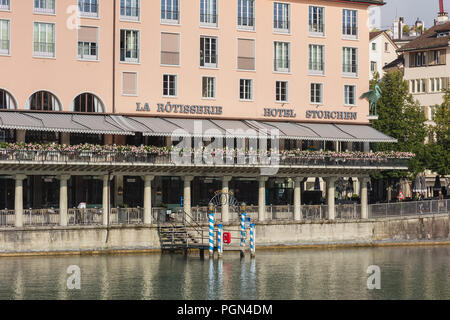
[438,0,449,23]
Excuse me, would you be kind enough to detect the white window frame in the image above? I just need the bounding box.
[0,0,10,11]
[309,6,324,36]
[239,79,253,101]
[273,2,290,33]
[78,41,98,61]
[308,44,325,75]
[429,78,443,93]
[202,76,216,99]
[0,19,10,55]
[342,9,358,39]
[78,0,99,18]
[237,0,255,30]
[274,41,290,73]
[163,74,177,97]
[161,0,180,24]
[34,0,56,15]
[344,85,356,106]
[200,0,218,27]
[342,47,358,77]
[120,0,140,21]
[120,29,140,63]
[200,36,218,68]
[33,22,55,58]
[310,83,323,104]
[275,81,288,103]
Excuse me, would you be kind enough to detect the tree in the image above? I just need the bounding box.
[370,71,428,180]
[403,25,411,34]
[426,89,450,175]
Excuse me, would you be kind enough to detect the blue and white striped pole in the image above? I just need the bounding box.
[208,203,215,258]
[218,224,223,259]
[240,203,247,259]
[250,224,256,258]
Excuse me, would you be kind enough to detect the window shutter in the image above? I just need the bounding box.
[161,33,180,65]
[123,72,137,95]
[238,39,255,70]
[78,26,98,43]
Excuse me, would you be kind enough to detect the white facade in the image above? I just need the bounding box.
[369,32,399,79]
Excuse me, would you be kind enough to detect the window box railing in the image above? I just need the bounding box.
[34,7,55,14]
[200,54,218,68]
[161,10,180,23]
[342,64,358,76]
[274,59,290,72]
[342,27,358,38]
[0,40,9,55]
[79,3,99,17]
[273,20,290,32]
[309,24,324,35]
[200,13,218,26]
[33,42,55,57]
[120,6,139,20]
[78,43,98,60]
[120,48,139,63]
[0,4,9,11]
[237,16,255,29]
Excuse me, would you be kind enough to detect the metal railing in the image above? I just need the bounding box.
[369,200,450,219]
[120,6,139,19]
[309,24,324,34]
[161,10,180,22]
[274,20,290,31]
[0,210,15,227]
[0,40,9,54]
[342,27,358,37]
[237,16,255,28]
[274,59,290,72]
[78,43,98,60]
[110,208,144,225]
[24,209,59,227]
[33,42,55,58]
[68,208,103,226]
[79,3,98,16]
[120,48,139,63]
[0,149,410,168]
[200,13,218,25]
[342,63,358,74]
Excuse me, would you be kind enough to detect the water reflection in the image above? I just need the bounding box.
[0,246,449,300]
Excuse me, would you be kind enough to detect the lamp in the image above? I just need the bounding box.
[208,202,214,213]
[240,202,247,213]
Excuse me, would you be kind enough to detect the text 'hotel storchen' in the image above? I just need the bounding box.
[0,0,411,229]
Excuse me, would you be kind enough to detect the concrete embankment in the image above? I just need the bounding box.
[0,214,449,256]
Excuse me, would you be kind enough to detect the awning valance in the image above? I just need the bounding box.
[0,111,397,143]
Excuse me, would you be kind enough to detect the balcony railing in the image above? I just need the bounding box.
[0,210,15,227]
[24,209,60,227]
[68,208,103,226]
[33,42,55,58]
[110,208,144,225]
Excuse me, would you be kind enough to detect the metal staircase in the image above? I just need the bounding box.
[157,210,208,253]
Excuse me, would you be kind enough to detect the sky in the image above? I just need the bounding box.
[379,0,449,30]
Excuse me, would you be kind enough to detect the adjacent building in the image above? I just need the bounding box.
[369,30,399,79]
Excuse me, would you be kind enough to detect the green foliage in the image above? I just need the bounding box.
[370,71,428,179]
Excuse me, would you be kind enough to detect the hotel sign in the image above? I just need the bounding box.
[263,108,296,118]
[306,110,358,120]
[136,102,223,115]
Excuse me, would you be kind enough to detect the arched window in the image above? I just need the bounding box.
[27,91,62,111]
[72,93,105,113]
[0,89,17,110]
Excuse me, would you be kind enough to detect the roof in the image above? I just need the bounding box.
[0,111,398,143]
[370,31,384,40]
[383,55,405,70]
[398,22,450,52]
[333,0,384,4]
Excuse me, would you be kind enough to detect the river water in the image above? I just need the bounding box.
[0,246,449,300]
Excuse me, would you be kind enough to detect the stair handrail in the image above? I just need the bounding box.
[183,209,208,245]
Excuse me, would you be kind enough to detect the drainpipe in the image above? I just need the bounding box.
[112,0,116,115]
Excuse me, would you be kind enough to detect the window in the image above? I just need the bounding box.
[342,9,357,38]
[410,80,416,93]
[239,79,252,100]
[120,0,139,21]
[78,26,98,60]
[72,93,104,112]
[344,85,356,105]
[202,77,215,99]
[238,0,254,30]
[274,41,290,72]
[27,91,61,111]
[200,36,217,68]
[0,0,10,11]
[161,33,180,66]
[370,61,377,72]
[33,22,55,58]
[343,47,358,75]
[310,83,323,104]
[384,42,389,52]
[273,2,289,33]
[78,0,98,17]
[237,38,255,70]
[275,81,288,102]
[429,78,447,93]
[163,74,177,97]
[412,79,427,93]
[0,20,9,55]
[200,0,217,26]
[309,6,324,35]
[371,43,376,51]
[34,0,55,14]
[410,51,427,67]
[428,49,447,66]
[0,88,16,109]
[120,29,139,63]
[123,72,138,96]
[308,44,324,74]
[161,0,179,24]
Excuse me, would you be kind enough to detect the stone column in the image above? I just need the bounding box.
[58,175,71,227]
[183,176,194,223]
[102,175,111,226]
[294,177,303,221]
[360,177,369,220]
[326,177,337,220]
[14,174,26,228]
[258,177,268,222]
[221,176,232,224]
[143,175,154,225]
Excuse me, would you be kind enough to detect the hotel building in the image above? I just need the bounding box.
[0,0,408,228]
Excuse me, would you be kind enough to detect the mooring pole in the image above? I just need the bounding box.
[250,223,256,259]
[218,224,223,259]
[208,203,215,259]
[240,203,247,259]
